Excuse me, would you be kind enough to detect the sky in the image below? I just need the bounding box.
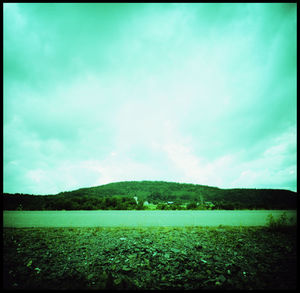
[3,3,297,195]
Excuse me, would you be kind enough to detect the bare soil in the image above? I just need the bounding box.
[3,226,297,290]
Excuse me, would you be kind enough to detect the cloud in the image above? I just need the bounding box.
[231,126,297,190]
[4,3,297,194]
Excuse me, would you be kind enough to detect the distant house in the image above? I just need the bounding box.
[143,201,149,206]
[167,201,174,205]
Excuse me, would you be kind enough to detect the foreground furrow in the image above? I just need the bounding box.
[3,226,297,290]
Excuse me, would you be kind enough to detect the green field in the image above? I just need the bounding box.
[3,210,297,227]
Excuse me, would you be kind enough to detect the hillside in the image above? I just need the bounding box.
[3,181,297,210]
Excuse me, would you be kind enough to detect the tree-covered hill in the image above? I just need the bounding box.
[3,181,297,210]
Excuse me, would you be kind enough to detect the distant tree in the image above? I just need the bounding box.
[62,199,77,210]
[187,202,197,209]
[104,197,116,209]
[70,201,81,210]
[148,192,163,204]
[82,201,95,210]
[170,203,183,210]
[216,201,235,210]
[179,193,191,201]
[156,203,169,210]
[136,200,145,210]
[16,204,23,211]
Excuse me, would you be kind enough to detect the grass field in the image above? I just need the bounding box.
[3,210,297,227]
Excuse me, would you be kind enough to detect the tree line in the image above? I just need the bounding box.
[3,180,297,210]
